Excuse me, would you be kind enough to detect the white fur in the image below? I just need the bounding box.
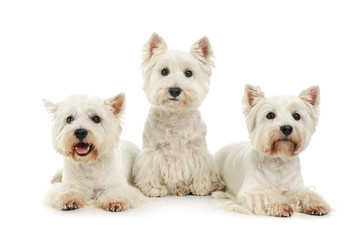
[213,85,330,217]
[133,33,223,197]
[44,94,145,211]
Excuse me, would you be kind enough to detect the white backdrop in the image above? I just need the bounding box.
[1,0,360,239]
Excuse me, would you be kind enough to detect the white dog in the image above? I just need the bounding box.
[213,85,330,217]
[133,33,223,197]
[44,94,145,211]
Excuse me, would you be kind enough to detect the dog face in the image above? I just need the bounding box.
[243,85,320,158]
[44,94,125,162]
[141,33,214,110]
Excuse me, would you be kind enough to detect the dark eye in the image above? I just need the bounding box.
[293,113,301,121]
[266,112,276,120]
[66,116,74,124]
[184,70,192,77]
[161,68,169,76]
[91,115,101,123]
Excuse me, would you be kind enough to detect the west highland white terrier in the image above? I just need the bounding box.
[213,85,330,217]
[133,33,223,197]
[44,94,145,211]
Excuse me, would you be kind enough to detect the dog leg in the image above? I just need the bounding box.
[288,188,330,215]
[46,183,87,210]
[133,150,169,197]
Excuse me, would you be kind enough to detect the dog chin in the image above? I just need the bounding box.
[264,139,300,158]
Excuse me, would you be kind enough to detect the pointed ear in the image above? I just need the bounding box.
[242,84,265,115]
[142,33,168,65]
[299,86,320,107]
[191,36,214,66]
[105,93,126,117]
[43,99,58,114]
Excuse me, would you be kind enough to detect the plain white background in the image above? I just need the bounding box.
[1,0,360,239]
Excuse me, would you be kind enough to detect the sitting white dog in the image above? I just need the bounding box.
[133,33,223,197]
[44,94,145,211]
[213,85,330,217]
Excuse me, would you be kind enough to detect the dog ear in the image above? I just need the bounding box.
[43,99,58,114]
[105,93,126,117]
[142,33,168,64]
[191,37,214,66]
[242,84,265,115]
[299,86,320,107]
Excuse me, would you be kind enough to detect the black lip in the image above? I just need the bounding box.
[169,98,179,101]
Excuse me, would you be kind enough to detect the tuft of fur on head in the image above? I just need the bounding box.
[141,33,215,110]
[242,85,320,158]
[44,93,126,162]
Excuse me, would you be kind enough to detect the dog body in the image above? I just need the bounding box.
[213,85,330,217]
[133,33,222,197]
[44,94,144,211]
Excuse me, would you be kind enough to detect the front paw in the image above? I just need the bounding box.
[145,187,168,197]
[102,201,129,212]
[211,181,226,192]
[190,185,211,196]
[62,199,84,211]
[302,204,329,216]
[270,203,294,217]
[176,185,191,196]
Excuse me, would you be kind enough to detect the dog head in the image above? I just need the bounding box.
[44,94,125,162]
[141,33,214,110]
[243,85,320,158]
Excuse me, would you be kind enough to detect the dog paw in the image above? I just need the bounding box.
[102,201,128,212]
[146,187,168,197]
[190,186,211,196]
[211,181,226,192]
[302,205,329,216]
[176,185,191,196]
[62,199,84,211]
[271,203,294,217]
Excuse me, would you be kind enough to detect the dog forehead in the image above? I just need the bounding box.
[261,95,305,113]
[157,50,198,68]
[58,95,104,116]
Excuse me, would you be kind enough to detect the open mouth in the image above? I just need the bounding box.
[74,142,93,157]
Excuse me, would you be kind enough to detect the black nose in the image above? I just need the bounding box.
[280,125,293,137]
[168,87,182,98]
[74,128,88,141]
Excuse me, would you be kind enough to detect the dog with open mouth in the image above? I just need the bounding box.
[44,94,145,211]
[212,85,330,217]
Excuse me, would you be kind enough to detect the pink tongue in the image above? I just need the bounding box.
[76,145,90,154]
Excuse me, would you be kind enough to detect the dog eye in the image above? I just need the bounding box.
[293,113,301,121]
[161,68,169,76]
[66,116,74,124]
[266,112,276,120]
[184,70,192,77]
[91,115,101,123]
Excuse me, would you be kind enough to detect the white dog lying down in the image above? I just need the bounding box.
[44,94,145,212]
[213,85,330,217]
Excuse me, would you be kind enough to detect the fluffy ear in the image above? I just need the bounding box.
[299,86,320,107]
[43,99,58,114]
[105,93,126,117]
[142,33,168,65]
[190,36,214,66]
[242,84,265,115]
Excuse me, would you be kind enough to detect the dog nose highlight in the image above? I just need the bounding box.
[74,128,88,141]
[168,87,182,98]
[280,125,293,136]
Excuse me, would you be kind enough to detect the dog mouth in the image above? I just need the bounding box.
[74,142,93,157]
[169,98,179,101]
